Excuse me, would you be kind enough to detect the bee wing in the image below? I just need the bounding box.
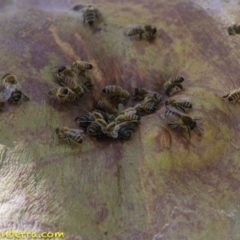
[66,129,84,137]
[174,97,190,102]
[165,110,182,124]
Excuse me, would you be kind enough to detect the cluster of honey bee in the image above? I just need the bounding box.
[48,60,93,103]
[75,85,140,140]
[0,74,29,111]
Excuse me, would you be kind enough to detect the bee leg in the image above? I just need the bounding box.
[168,123,179,129]
[187,128,191,138]
[139,32,143,40]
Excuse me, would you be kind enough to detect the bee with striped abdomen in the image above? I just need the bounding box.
[165,108,203,138]
[83,5,100,25]
[102,85,130,105]
[223,88,240,102]
[87,119,107,137]
[163,76,184,96]
[55,126,83,146]
[8,89,29,103]
[165,98,192,112]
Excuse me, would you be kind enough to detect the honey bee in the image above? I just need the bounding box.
[228,24,240,35]
[87,119,107,137]
[48,87,77,103]
[71,61,93,75]
[75,110,105,128]
[55,126,83,145]
[118,107,138,116]
[128,25,157,40]
[165,98,192,112]
[163,76,184,96]
[95,99,118,114]
[83,5,100,25]
[102,85,130,105]
[223,88,240,102]
[8,89,30,103]
[165,109,203,137]
[56,66,85,98]
[114,114,140,123]
[134,101,157,116]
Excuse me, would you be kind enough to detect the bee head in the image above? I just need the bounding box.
[228,96,234,101]
[60,88,69,95]
[190,121,197,130]
[58,66,66,73]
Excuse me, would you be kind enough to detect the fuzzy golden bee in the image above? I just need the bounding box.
[228,24,240,35]
[128,25,157,40]
[48,87,77,103]
[223,88,240,102]
[71,61,93,75]
[56,66,85,98]
[102,85,130,105]
[54,126,83,145]
[83,5,100,25]
[165,108,203,138]
[165,98,192,112]
[114,114,140,123]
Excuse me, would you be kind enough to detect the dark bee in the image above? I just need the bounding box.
[134,101,157,116]
[228,24,240,35]
[165,109,203,138]
[83,5,99,25]
[223,88,240,102]
[87,119,107,137]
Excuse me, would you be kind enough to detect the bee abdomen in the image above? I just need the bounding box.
[72,136,83,144]
[128,28,144,36]
[171,76,184,83]
[118,126,132,139]
[85,14,95,25]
